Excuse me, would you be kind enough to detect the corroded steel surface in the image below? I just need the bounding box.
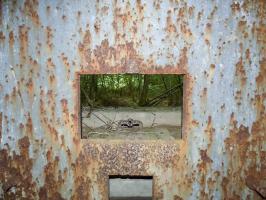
[0,0,265,199]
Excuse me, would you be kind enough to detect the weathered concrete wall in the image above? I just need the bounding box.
[0,0,265,199]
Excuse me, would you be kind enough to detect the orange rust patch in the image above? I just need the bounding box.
[222,103,265,198]
[83,30,91,47]
[94,19,100,33]
[256,58,266,88]
[205,116,215,149]
[25,113,33,137]
[71,149,95,199]
[24,0,40,26]
[235,90,242,106]
[204,23,212,46]
[46,5,50,13]
[197,148,213,199]
[238,20,249,38]
[0,136,37,199]
[235,57,247,87]
[166,10,177,33]
[60,53,71,79]
[231,2,241,12]
[79,31,188,73]
[0,1,2,25]
[246,173,266,198]
[0,112,2,143]
[136,0,144,14]
[200,149,213,164]
[225,115,250,150]
[71,176,91,200]
[46,57,55,68]
[46,26,53,51]
[174,195,184,200]
[39,155,65,200]
[0,31,5,42]
[9,31,14,49]
[79,39,143,72]
[19,25,29,64]
[200,87,208,107]
[61,98,70,125]
[47,90,56,120]
[245,48,251,64]
[26,77,34,102]
[191,119,199,127]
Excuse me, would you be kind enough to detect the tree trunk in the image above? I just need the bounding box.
[139,75,149,106]
[89,75,98,101]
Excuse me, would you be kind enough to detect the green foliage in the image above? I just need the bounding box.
[80,74,183,108]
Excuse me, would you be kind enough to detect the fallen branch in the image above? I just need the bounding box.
[147,83,182,106]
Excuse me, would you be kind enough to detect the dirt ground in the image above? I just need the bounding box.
[82,125,182,140]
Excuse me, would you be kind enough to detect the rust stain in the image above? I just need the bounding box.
[0,31,5,43]
[225,113,250,151]
[9,31,14,49]
[204,23,212,46]
[256,58,266,89]
[61,98,70,125]
[231,2,241,12]
[71,151,92,200]
[19,25,29,64]
[235,90,242,106]
[246,173,266,199]
[165,10,177,34]
[197,148,213,200]
[238,20,249,38]
[46,5,50,14]
[235,57,247,87]
[0,1,2,25]
[0,136,37,199]
[62,15,67,21]
[46,57,55,68]
[177,7,193,43]
[46,26,53,51]
[0,112,2,143]
[26,77,34,103]
[47,90,56,120]
[205,116,215,149]
[79,39,143,73]
[39,153,65,200]
[174,195,184,200]
[61,53,71,80]
[223,96,266,199]
[191,119,199,127]
[94,18,100,33]
[200,87,207,108]
[136,0,144,14]
[182,74,194,140]
[25,113,33,137]
[245,48,251,64]
[24,0,40,26]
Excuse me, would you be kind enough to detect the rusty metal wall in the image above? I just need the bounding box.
[0,0,265,199]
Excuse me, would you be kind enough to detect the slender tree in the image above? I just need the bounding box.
[139,75,149,106]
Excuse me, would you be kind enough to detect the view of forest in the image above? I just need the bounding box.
[80,74,183,108]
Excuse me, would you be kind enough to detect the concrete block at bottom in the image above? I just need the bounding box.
[109,177,153,198]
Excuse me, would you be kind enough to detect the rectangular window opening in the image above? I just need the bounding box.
[109,175,153,200]
[80,74,184,140]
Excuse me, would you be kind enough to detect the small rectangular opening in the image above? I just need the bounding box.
[80,74,184,140]
[109,175,153,200]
